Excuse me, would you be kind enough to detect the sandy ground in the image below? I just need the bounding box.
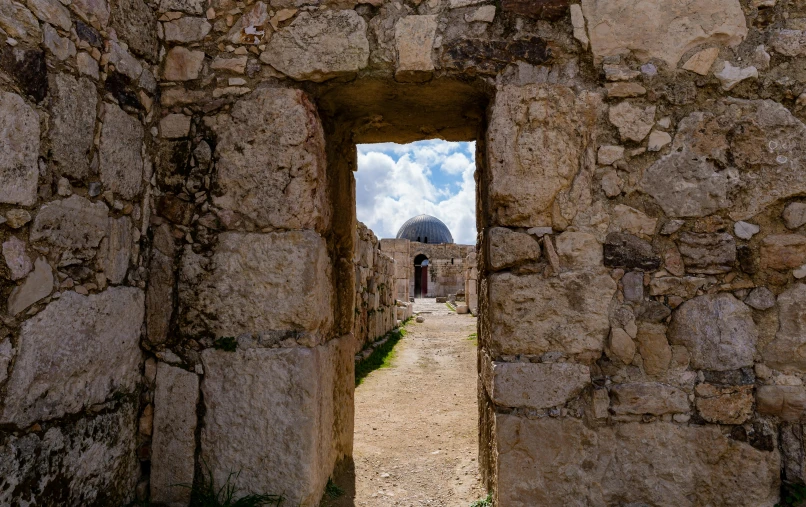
[322,299,484,507]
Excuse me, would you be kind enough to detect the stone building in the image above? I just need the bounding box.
[2,0,806,504]
[380,214,475,299]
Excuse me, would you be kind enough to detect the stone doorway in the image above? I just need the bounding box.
[414,254,429,297]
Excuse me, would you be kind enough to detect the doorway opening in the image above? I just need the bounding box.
[414,254,429,297]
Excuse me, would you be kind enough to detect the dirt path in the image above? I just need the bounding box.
[324,299,484,507]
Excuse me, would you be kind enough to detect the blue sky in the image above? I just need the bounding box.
[355,140,477,245]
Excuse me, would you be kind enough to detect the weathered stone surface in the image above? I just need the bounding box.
[159,0,205,14]
[151,363,199,506]
[262,10,369,82]
[213,88,328,231]
[735,221,760,240]
[487,227,540,271]
[682,47,720,75]
[607,327,635,364]
[608,102,655,142]
[162,46,205,81]
[159,113,191,138]
[580,0,747,66]
[99,216,131,284]
[715,62,758,91]
[440,36,551,75]
[210,55,247,73]
[610,382,689,415]
[612,204,657,237]
[555,231,602,269]
[0,91,39,206]
[784,202,806,230]
[501,0,567,20]
[394,15,436,82]
[0,46,48,103]
[71,0,110,28]
[649,276,707,299]
[482,360,589,409]
[8,256,53,315]
[111,0,157,60]
[180,231,332,342]
[163,16,211,42]
[100,103,143,200]
[678,232,736,274]
[226,2,268,45]
[489,271,616,360]
[597,145,623,166]
[621,271,643,302]
[668,293,757,371]
[0,1,41,44]
[43,23,76,60]
[761,234,806,270]
[635,322,671,376]
[487,84,598,226]
[28,0,71,30]
[0,401,138,506]
[2,236,31,280]
[495,417,779,506]
[1,287,144,426]
[746,287,776,310]
[30,195,109,249]
[146,248,174,346]
[757,385,806,421]
[603,233,660,270]
[696,383,753,424]
[201,337,354,507]
[49,73,96,180]
[763,284,806,372]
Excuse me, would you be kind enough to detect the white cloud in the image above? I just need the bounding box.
[355,141,477,245]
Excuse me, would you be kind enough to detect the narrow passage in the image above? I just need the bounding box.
[327,299,483,506]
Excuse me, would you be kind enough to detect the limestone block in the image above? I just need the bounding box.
[0,401,138,506]
[0,91,39,206]
[610,382,689,415]
[99,216,132,284]
[261,10,369,82]
[394,15,437,82]
[668,293,757,371]
[487,227,540,271]
[1,287,144,426]
[678,232,736,274]
[495,416,780,506]
[488,271,616,360]
[609,102,655,142]
[635,322,671,375]
[151,363,199,506]
[111,0,157,60]
[0,1,41,44]
[603,232,660,270]
[2,236,32,280]
[763,284,806,372]
[487,84,599,227]
[606,327,635,364]
[179,231,332,342]
[715,62,758,91]
[159,0,205,14]
[555,231,601,269]
[612,204,657,237]
[163,16,212,42]
[761,234,806,270]
[213,88,328,231]
[482,359,590,409]
[757,385,806,421]
[160,113,191,139]
[162,46,205,81]
[597,145,623,165]
[30,1,71,34]
[8,256,53,315]
[43,23,76,60]
[71,0,110,28]
[580,0,747,66]
[746,287,776,310]
[784,202,806,230]
[49,73,97,180]
[211,55,247,73]
[30,195,109,249]
[682,47,720,75]
[696,383,753,424]
[100,103,143,200]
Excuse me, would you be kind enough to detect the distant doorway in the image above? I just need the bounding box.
[414,254,429,297]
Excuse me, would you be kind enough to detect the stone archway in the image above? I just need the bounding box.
[414,253,429,297]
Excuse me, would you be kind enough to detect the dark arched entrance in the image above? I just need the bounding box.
[414,254,429,297]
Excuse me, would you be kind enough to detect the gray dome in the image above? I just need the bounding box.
[396,215,454,244]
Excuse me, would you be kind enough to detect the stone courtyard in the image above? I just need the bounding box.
[2,0,806,504]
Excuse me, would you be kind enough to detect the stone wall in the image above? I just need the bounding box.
[4,0,806,503]
[380,238,475,298]
[353,221,398,352]
[380,238,411,302]
[464,251,478,314]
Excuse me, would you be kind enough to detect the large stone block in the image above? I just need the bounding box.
[668,293,757,371]
[488,271,616,360]
[487,84,598,227]
[151,363,199,506]
[99,216,132,284]
[111,0,157,60]
[763,283,806,372]
[487,227,541,271]
[495,416,780,506]
[609,382,689,415]
[394,15,437,82]
[0,401,139,506]
[49,73,97,180]
[580,0,747,66]
[0,91,39,206]
[213,88,329,231]
[179,231,332,343]
[261,10,369,82]
[482,359,589,409]
[201,336,354,507]
[0,287,144,426]
[100,103,143,200]
[30,195,109,249]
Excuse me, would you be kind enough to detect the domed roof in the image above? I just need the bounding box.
[396,215,454,244]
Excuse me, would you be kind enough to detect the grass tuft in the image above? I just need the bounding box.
[355,326,407,386]
[184,465,284,507]
[468,332,477,341]
[470,493,492,507]
[777,481,806,507]
[324,478,344,500]
[213,336,237,352]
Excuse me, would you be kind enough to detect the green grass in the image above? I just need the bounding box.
[470,493,492,507]
[777,482,806,507]
[183,465,284,507]
[355,326,407,386]
[446,302,455,312]
[323,478,343,500]
[468,332,477,341]
[213,336,237,352]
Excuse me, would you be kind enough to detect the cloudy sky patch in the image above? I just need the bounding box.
[355,140,477,245]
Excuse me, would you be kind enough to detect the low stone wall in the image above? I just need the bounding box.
[353,222,398,353]
[464,251,478,315]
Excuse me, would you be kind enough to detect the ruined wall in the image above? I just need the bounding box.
[0,0,159,501]
[464,251,478,314]
[4,0,806,503]
[353,221,398,352]
[380,238,411,302]
[409,242,475,297]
